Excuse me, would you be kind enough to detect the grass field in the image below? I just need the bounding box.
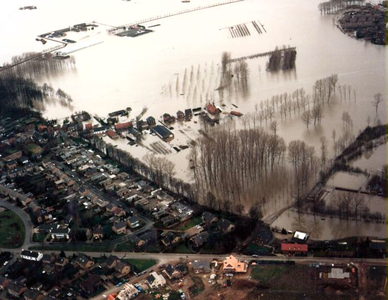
[170,243,195,254]
[0,210,25,248]
[250,265,289,284]
[125,259,157,272]
[173,216,202,231]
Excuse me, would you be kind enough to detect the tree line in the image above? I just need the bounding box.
[1,52,75,79]
[189,122,320,215]
[267,46,297,72]
[318,0,365,14]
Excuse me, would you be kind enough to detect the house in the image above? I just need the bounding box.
[6,160,18,170]
[217,218,235,233]
[92,227,104,240]
[104,255,120,269]
[117,283,139,300]
[128,234,146,247]
[112,221,127,235]
[163,113,175,124]
[93,126,108,135]
[42,253,55,264]
[114,122,132,131]
[185,109,193,121]
[202,211,218,227]
[147,272,166,289]
[161,231,181,247]
[176,110,185,121]
[280,243,308,255]
[24,289,42,300]
[192,260,211,274]
[152,125,174,141]
[205,103,218,115]
[191,231,209,248]
[223,255,248,273]
[146,116,156,127]
[7,281,27,298]
[75,254,95,269]
[127,216,140,229]
[107,129,119,140]
[115,260,131,278]
[55,257,69,267]
[21,250,43,261]
[79,274,102,295]
[136,120,149,131]
[112,207,126,217]
[50,225,71,240]
[0,276,10,290]
[163,263,187,280]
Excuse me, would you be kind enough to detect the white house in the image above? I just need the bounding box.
[147,272,166,289]
[116,283,139,300]
[50,225,71,240]
[21,250,43,261]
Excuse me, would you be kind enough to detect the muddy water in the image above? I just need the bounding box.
[2,0,386,237]
[272,209,386,240]
[351,142,387,172]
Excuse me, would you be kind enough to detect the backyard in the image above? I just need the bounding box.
[0,210,25,248]
[124,259,157,272]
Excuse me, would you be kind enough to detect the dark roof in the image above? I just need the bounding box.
[192,260,211,272]
[152,125,173,140]
[217,218,233,231]
[203,211,217,223]
[147,274,156,284]
[23,289,41,299]
[105,255,119,267]
[192,231,209,247]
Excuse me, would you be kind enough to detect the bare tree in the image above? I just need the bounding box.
[301,110,312,128]
[372,92,383,115]
[270,120,278,136]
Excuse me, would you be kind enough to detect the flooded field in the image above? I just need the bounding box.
[271,209,386,240]
[351,142,387,172]
[326,171,368,191]
[1,0,386,239]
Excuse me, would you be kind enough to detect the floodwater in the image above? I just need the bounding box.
[271,209,387,240]
[351,142,387,172]
[2,0,386,238]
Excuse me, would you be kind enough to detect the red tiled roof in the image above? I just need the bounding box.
[206,103,217,115]
[114,122,132,130]
[281,243,308,252]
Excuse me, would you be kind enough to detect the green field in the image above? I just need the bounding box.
[251,265,289,284]
[0,210,25,248]
[170,243,195,254]
[173,216,203,231]
[125,259,157,272]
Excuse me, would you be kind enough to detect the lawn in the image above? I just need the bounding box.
[32,233,46,243]
[250,265,289,284]
[125,259,157,272]
[115,241,136,252]
[0,210,25,248]
[169,243,195,254]
[173,216,202,231]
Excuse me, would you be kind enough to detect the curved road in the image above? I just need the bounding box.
[0,199,33,250]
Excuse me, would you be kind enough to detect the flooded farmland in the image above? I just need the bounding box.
[1,0,386,239]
